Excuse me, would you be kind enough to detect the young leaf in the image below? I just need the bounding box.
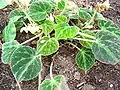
[98,20,120,37]
[2,40,20,64]
[9,9,25,28]
[78,8,105,20]
[42,20,54,35]
[29,1,52,21]
[80,30,95,48]
[2,22,16,42]
[0,0,8,9]
[39,80,54,90]
[36,37,59,56]
[76,48,95,72]
[10,16,23,23]
[92,31,120,65]
[9,9,25,19]
[78,8,91,20]
[55,15,67,24]
[58,0,65,11]
[11,46,42,80]
[39,75,63,90]
[54,76,70,90]
[55,23,78,40]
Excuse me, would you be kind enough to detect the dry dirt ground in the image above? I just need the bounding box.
[0,0,120,90]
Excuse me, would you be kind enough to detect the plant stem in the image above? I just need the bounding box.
[60,0,68,15]
[77,32,96,39]
[82,11,96,29]
[50,62,54,80]
[38,73,41,90]
[74,38,96,42]
[23,11,35,24]
[66,42,80,50]
[21,32,43,45]
[16,80,22,90]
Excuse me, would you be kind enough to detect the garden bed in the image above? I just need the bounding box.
[0,0,120,90]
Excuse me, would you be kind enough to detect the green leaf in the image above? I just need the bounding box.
[2,22,16,42]
[76,48,95,72]
[78,8,105,20]
[2,40,20,64]
[55,15,67,24]
[9,9,25,18]
[0,0,8,9]
[98,20,120,37]
[39,80,54,90]
[36,37,59,56]
[39,75,63,90]
[11,46,42,80]
[58,0,65,11]
[78,8,91,20]
[9,9,25,28]
[80,30,95,48]
[42,20,54,35]
[55,23,78,40]
[54,76,70,90]
[65,11,79,19]
[92,31,120,65]
[29,1,52,21]
[10,16,23,23]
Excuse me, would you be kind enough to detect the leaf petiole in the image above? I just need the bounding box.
[77,32,96,39]
[82,11,96,29]
[21,32,43,45]
[74,38,96,42]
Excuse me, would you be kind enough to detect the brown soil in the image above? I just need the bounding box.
[0,0,120,90]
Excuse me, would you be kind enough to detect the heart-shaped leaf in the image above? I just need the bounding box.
[11,46,42,80]
[98,20,120,37]
[29,1,52,21]
[42,20,54,35]
[80,30,95,48]
[54,76,70,90]
[58,0,65,11]
[78,8,105,20]
[92,31,120,65]
[55,15,67,24]
[0,0,8,9]
[36,37,59,56]
[39,75,63,90]
[9,9,25,28]
[76,48,95,72]
[2,40,20,64]
[55,23,78,40]
[2,22,16,42]
[78,8,91,20]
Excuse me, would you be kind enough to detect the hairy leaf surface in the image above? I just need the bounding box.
[42,20,54,35]
[80,30,95,48]
[78,8,105,20]
[39,75,63,90]
[9,9,25,28]
[55,15,67,24]
[76,48,95,72]
[2,40,20,64]
[55,23,78,39]
[37,37,59,56]
[2,22,16,42]
[92,31,120,64]
[58,0,65,10]
[11,46,42,80]
[98,20,120,37]
[29,1,52,21]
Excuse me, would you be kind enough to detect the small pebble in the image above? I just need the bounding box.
[74,72,80,80]
[110,84,113,88]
